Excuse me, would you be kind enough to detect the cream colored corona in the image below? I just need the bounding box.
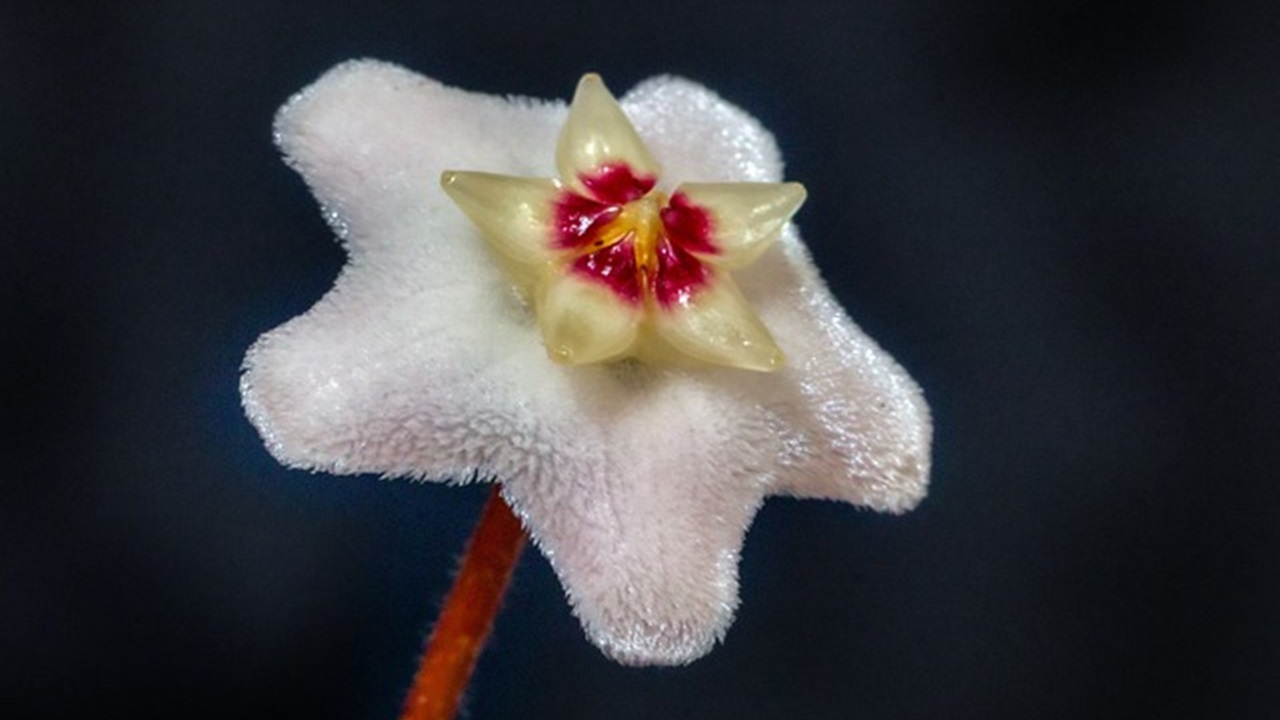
[442,74,806,372]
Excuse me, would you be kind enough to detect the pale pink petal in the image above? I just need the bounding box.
[243,60,572,478]
[748,241,932,513]
[500,376,778,665]
[623,76,931,512]
[242,62,931,666]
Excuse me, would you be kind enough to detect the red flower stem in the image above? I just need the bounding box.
[400,485,527,720]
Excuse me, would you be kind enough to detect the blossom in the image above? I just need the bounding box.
[241,60,932,665]
[441,74,805,371]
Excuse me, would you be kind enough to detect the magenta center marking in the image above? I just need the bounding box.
[578,163,657,204]
[558,165,719,309]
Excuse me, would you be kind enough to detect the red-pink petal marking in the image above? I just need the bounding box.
[652,236,711,309]
[579,163,657,205]
[659,192,717,256]
[571,238,643,305]
[554,192,620,250]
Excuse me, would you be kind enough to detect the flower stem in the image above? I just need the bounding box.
[400,485,527,720]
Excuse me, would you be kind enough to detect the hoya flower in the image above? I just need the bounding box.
[241,60,931,665]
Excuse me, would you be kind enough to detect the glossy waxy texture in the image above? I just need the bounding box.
[442,74,806,372]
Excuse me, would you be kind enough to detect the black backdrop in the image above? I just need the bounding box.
[4,2,1277,718]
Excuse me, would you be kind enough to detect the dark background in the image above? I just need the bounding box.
[4,1,1277,717]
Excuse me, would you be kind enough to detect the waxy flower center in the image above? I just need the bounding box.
[556,168,714,310]
[440,74,802,371]
[583,192,664,279]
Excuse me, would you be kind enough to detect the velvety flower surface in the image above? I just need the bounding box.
[241,60,932,665]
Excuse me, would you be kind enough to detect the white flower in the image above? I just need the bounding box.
[241,60,932,665]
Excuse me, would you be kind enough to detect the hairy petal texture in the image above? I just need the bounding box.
[242,60,931,665]
[502,377,775,664]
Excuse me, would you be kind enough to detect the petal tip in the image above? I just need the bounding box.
[546,343,575,364]
[759,347,786,372]
[732,343,785,373]
[558,72,659,189]
[784,181,808,206]
[596,631,717,667]
[574,72,608,97]
[570,72,618,115]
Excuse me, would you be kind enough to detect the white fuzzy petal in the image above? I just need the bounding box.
[501,375,776,665]
[242,61,932,664]
[620,76,932,512]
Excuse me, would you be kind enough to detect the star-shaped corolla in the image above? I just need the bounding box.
[441,74,805,372]
[241,60,931,665]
